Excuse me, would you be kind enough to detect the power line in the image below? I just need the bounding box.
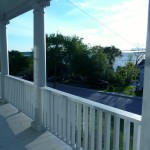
[66,0,137,48]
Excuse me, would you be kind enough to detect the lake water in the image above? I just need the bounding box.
[114,52,145,70]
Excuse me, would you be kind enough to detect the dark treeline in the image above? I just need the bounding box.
[46,33,122,84]
[9,50,33,75]
[8,33,139,87]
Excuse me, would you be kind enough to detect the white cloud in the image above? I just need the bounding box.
[64,0,148,50]
[101,0,148,49]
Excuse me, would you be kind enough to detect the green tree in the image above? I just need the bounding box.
[46,33,90,78]
[46,33,122,85]
[25,51,33,77]
[69,48,92,78]
[103,46,122,67]
[9,50,30,75]
[115,66,127,85]
[89,46,109,81]
[115,62,139,85]
[46,33,74,77]
[124,62,139,84]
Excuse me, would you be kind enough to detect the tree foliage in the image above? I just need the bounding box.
[46,33,124,85]
[89,46,109,80]
[69,49,92,77]
[115,62,139,85]
[9,50,31,75]
[9,33,126,87]
[46,33,90,78]
[103,46,122,67]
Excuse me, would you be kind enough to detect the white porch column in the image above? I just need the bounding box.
[0,20,9,103]
[31,1,50,130]
[140,0,150,149]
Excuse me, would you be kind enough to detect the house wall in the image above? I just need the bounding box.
[139,67,144,91]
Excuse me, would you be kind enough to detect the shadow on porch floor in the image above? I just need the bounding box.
[0,103,72,150]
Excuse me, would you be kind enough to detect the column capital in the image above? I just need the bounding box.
[33,0,51,9]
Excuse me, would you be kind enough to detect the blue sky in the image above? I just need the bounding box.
[7,0,148,52]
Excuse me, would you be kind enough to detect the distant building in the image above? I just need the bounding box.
[22,52,32,57]
[137,59,145,91]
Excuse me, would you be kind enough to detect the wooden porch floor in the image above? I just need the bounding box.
[0,103,72,150]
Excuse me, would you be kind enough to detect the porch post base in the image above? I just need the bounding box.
[0,98,7,104]
[31,121,45,131]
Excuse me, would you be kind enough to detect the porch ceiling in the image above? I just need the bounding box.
[0,0,34,21]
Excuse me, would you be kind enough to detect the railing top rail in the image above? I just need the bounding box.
[43,86,142,123]
[5,75,34,86]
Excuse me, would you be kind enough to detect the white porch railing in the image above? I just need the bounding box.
[3,75,141,150]
[4,75,34,119]
[42,87,141,150]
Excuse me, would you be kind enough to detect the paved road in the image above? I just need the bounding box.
[47,83,142,115]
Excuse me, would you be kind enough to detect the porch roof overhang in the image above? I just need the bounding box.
[0,0,50,21]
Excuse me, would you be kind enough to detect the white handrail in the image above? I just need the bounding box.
[5,75,33,86]
[42,86,141,123]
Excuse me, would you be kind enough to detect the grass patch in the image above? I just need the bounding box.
[61,80,143,97]
[105,85,142,97]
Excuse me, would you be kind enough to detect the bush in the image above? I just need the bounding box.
[108,85,115,91]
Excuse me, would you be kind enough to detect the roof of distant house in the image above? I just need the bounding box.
[138,59,145,68]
